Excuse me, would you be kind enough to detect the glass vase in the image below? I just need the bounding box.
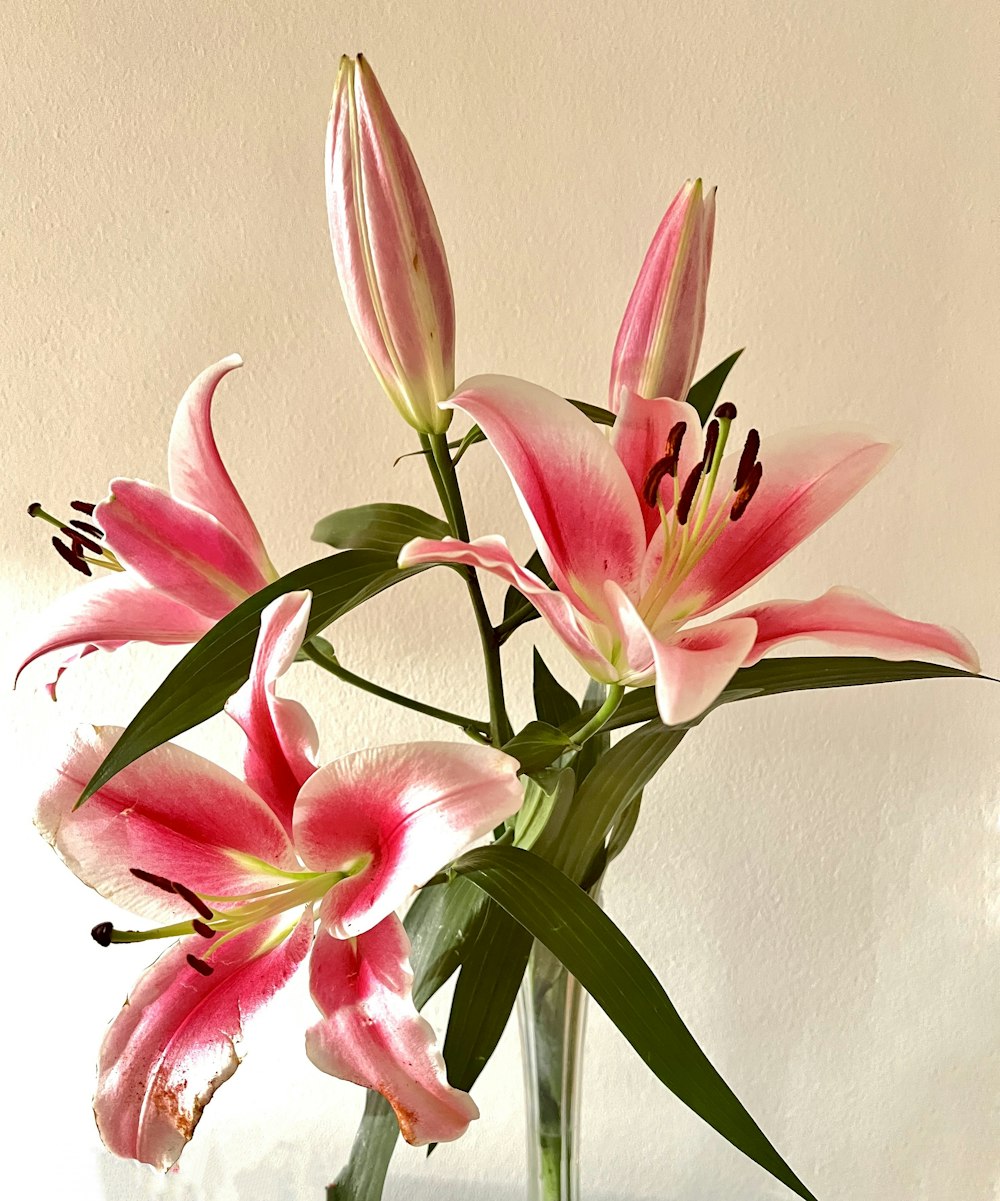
[517,934,590,1201]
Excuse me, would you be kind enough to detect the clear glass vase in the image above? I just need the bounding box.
[517,936,590,1201]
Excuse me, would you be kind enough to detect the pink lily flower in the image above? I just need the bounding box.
[36,591,522,1166]
[17,355,277,696]
[608,179,715,412]
[327,55,456,434]
[400,377,978,726]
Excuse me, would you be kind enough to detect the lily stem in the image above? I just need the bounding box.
[424,432,513,746]
[301,639,489,742]
[569,683,624,746]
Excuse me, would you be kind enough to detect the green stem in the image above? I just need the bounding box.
[569,684,623,746]
[425,432,512,745]
[301,640,489,741]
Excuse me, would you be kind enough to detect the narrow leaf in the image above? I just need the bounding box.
[456,845,817,1201]
[608,656,983,731]
[532,648,580,727]
[686,348,744,424]
[80,551,418,804]
[312,503,448,554]
[502,721,575,775]
[514,768,576,853]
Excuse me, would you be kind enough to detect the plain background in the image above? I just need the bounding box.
[3,2,998,1198]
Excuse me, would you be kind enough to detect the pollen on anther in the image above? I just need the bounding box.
[192,919,215,939]
[676,461,704,525]
[730,461,763,521]
[52,537,92,576]
[70,519,104,539]
[60,525,103,556]
[734,429,760,490]
[70,500,97,516]
[91,921,113,947]
[715,401,737,421]
[130,867,177,894]
[641,457,673,508]
[186,953,214,977]
[702,419,720,469]
[173,881,214,920]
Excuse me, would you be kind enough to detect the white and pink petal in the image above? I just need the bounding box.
[306,917,477,1145]
[294,740,521,938]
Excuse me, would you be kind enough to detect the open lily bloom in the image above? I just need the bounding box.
[35,591,522,1166]
[400,377,978,726]
[17,355,277,696]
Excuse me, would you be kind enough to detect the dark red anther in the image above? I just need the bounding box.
[701,419,720,469]
[676,461,704,526]
[734,429,760,490]
[52,537,92,576]
[663,420,687,468]
[130,867,177,894]
[91,921,113,947]
[70,519,104,539]
[186,953,214,976]
[715,401,737,421]
[60,526,102,556]
[71,500,97,516]
[641,457,673,508]
[192,919,215,939]
[730,462,763,521]
[173,881,214,920]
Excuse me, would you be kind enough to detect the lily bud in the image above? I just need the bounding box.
[327,55,456,434]
[608,179,715,412]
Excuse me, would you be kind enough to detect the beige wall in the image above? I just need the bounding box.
[3,2,997,1198]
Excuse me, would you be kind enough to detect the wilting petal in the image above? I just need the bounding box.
[98,479,270,617]
[732,586,981,670]
[400,534,618,681]
[96,913,312,1169]
[608,180,715,411]
[672,427,896,618]
[306,916,477,1145]
[14,574,212,694]
[225,591,319,836]
[166,355,275,579]
[36,726,298,922]
[611,391,705,541]
[294,741,521,937]
[328,56,455,434]
[445,375,645,616]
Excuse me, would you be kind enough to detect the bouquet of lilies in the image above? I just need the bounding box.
[19,55,983,1201]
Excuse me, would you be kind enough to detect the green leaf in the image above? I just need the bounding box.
[608,656,983,731]
[503,721,575,775]
[329,876,485,1201]
[79,551,417,805]
[312,503,448,554]
[443,900,533,1091]
[456,845,818,1201]
[514,767,576,852]
[686,348,744,424]
[532,648,580,727]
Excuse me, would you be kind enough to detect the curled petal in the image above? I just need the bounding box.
[36,726,298,922]
[732,586,980,671]
[14,574,211,694]
[672,427,896,618]
[97,480,270,618]
[399,534,617,681]
[294,741,522,937]
[225,591,319,836]
[96,913,312,1168]
[444,375,646,616]
[166,354,275,579]
[306,916,477,1145]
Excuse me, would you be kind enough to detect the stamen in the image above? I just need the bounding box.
[60,526,103,556]
[130,867,177,893]
[701,419,720,470]
[676,461,703,526]
[663,420,687,468]
[642,457,674,508]
[186,954,214,976]
[192,919,216,939]
[173,882,215,920]
[734,429,760,490]
[70,519,104,539]
[52,537,92,576]
[730,462,763,521]
[71,500,97,515]
[715,401,737,421]
[91,921,113,947]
